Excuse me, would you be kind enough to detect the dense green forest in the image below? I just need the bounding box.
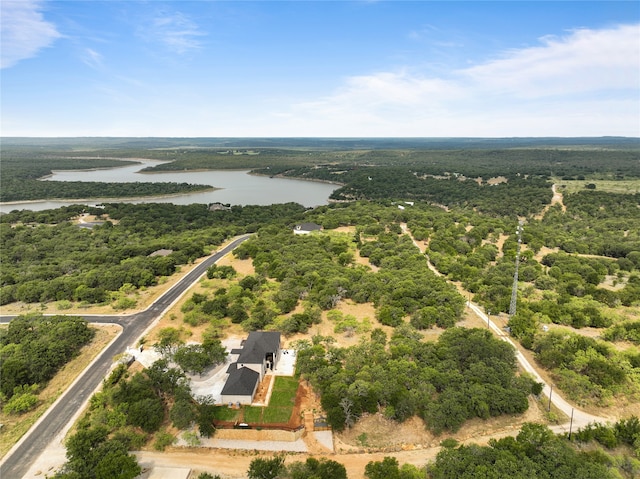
[229,225,464,331]
[2,140,638,203]
[1,194,638,407]
[296,327,538,432]
[0,314,94,409]
[0,203,307,306]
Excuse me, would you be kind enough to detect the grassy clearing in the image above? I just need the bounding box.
[554,178,640,195]
[213,406,240,422]
[270,376,299,404]
[244,406,263,423]
[0,325,120,458]
[234,377,299,425]
[263,406,293,423]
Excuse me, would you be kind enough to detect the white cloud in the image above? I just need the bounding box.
[141,10,206,55]
[0,0,61,69]
[462,23,640,97]
[273,23,640,136]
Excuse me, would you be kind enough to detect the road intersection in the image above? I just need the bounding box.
[0,235,250,479]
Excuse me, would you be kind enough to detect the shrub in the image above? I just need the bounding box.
[56,300,73,310]
[153,431,176,451]
[2,385,39,415]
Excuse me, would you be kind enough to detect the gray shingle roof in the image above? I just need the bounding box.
[221,366,260,396]
[237,331,280,364]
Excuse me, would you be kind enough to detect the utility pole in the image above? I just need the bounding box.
[509,221,523,318]
[569,408,574,440]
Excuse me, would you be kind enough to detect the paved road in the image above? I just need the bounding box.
[0,235,250,479]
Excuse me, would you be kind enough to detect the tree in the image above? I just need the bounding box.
[173,344,214,375]
[287,457,347,479]
[61,426,141,479]
[127,397,164,433]
[93,450,141,479]
[364,457,402,479]
[170,397,197,430]
[196,395,217,438]
[2,384,39,414]
[154,327,184,356]
[247,456,285,479]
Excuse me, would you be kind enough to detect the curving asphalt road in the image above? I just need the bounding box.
[0,235,250,479]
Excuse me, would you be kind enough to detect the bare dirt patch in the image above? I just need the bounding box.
[600,274,626,291]
[284,300,382,349]
[486,176,508,186]
[533,245,560,262]
[334,226,357,234]
[217,254,255,276]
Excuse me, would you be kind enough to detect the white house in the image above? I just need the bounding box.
[220,331,281,405]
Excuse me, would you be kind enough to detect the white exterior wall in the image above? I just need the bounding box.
[220,393,254,406]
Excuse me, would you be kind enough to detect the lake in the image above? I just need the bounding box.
[0,160,340,212]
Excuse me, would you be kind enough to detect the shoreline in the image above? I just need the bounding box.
[249,170,345,187]
[0,187,219,206]
[2,157,341,206]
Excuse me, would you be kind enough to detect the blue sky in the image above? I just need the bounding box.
[1,1,639,137]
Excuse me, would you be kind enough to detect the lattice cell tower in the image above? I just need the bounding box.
[509,222,524,317]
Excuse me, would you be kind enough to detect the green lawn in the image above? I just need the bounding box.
[213,406,240,421]
[244,406,263,423]
[263,406,293,423]
[273,376,299,393]
[238,377,299,424]
[269,376,299,407]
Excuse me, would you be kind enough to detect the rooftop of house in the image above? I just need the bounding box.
[294,222,322,232]
[221,365,260,396]
[237,331,281,364]
[148,248,173,257]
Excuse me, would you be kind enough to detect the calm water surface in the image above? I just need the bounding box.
[1,160,339,212]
